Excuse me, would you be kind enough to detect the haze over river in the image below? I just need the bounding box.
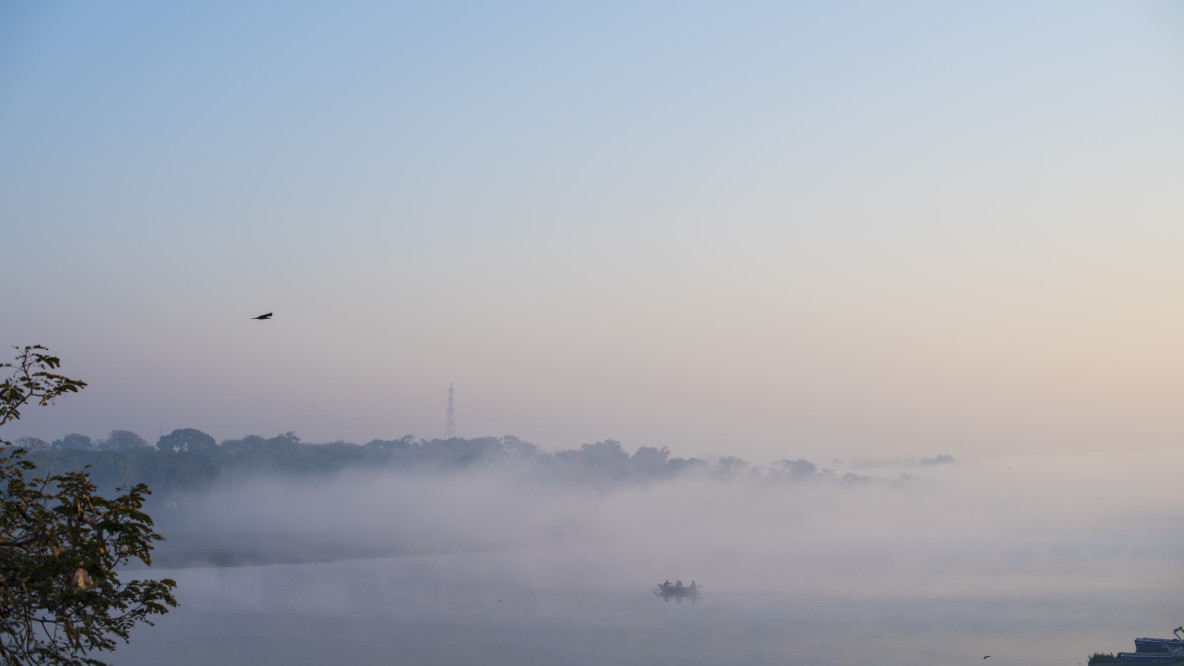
[113,452,1182,665]
[113,546,1178,666]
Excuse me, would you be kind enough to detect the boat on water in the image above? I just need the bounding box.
[655,580,700,601]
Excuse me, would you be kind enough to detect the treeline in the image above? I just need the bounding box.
[6,428,953,500]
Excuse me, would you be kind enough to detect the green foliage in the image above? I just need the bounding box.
[155,429,216,454]
[0,347,86,430]
[19,431,845,496]
[1,346,176,666]
[96,431,149,453]
[13,438,49,451]
[50,435,92,452]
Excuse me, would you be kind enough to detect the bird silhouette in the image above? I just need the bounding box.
[252,312,273,320]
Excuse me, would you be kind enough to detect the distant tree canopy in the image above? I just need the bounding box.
[51,434,93,451]
[99,430,149,452]
[155,428,216,454]
[8,425,957,500]
[920,454,956,466]
[12,437,48,451]
[777,458,818,479]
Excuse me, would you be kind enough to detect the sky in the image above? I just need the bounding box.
[2,1,1182,463]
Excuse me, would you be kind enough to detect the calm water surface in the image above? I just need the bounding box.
[113,545,1179,666]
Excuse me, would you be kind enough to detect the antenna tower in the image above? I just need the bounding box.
[444,383,456,439]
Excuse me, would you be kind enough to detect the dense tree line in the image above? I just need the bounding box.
[6,428,953,500]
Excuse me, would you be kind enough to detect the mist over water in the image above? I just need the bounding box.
[114,447,1183,665]
[3,3,1179,664]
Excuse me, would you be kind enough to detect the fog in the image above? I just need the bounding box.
[112,447,1183,665]
[3,3,1178,663]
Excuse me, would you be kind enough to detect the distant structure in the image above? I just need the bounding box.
[444,383,456,439]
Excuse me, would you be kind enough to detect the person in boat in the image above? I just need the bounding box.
[663,580,671,587]
[676,580,682,587]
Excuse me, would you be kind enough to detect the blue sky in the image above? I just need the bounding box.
[2,1,1181,461]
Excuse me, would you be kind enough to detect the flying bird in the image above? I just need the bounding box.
[252,312,273,320]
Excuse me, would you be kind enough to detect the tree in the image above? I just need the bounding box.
[97,431,148,452]
[1,345,176,666]
[155,428,217,455]
[630,446,670,477]
[219,434,263,452]
[12,438,49,452]
[776,458,817,480]
[50,435,93,451]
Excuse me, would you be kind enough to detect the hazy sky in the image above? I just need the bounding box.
[2,1,1181,462]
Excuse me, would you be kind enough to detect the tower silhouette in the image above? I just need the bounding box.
[444,383,456,439]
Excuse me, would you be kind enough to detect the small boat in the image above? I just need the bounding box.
[655,580,700,600]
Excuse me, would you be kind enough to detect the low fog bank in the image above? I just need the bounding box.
[109,446,1184,666]
[149,446,1183,605]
